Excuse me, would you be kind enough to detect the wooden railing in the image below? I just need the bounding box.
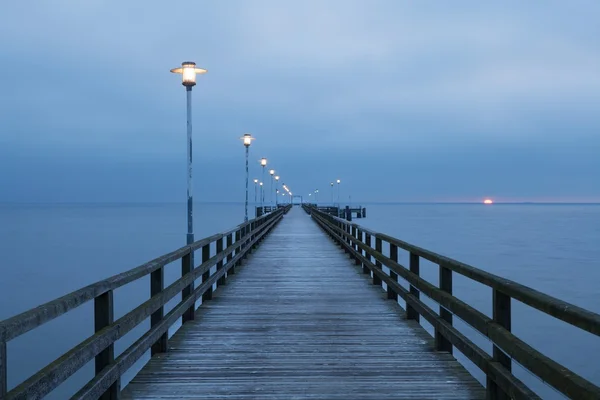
[304,205,600,400]
[0,205,291,400]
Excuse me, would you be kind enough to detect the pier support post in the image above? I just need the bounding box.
[436,264,453,353]
[151,266,167,355]
[216,237,224,288]
[387,244,398,301]
[202,244,212,301]
[363,234,371,274]
[95,290,120,400]
[407,253,420,321]
[1,339,6,398]
[222,234,233,285]
[181,252,194,322]
[373,238,382,286]
[487,290,511,400]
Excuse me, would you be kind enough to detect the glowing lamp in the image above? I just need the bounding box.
[241,133,254,147]
[269,169,275,176]
[275,176,280,181]
[260,158,268,167]
[170,61,207,87]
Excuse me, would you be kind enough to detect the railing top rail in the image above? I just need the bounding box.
[0,209,285,342]
[308,206,600,337]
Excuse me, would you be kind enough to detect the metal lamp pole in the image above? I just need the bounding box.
[336,179,341,207]
[254,179,258,205]
[170,61,207,247]
[269,169,275,206]
[241,134,255,222]
[275,175,280,206]
[260,158,267,212]
[330,182,334,205]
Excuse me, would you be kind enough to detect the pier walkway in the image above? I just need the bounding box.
[2,205,599,400]
[122,208,484,399]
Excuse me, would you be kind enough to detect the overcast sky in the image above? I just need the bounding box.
[1,1,599,203]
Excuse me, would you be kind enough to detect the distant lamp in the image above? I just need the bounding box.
[275,176,280,181]
[260,158,268,167]
[170,61,207,87]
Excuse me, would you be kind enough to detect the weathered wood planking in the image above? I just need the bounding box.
[122,207,484,399]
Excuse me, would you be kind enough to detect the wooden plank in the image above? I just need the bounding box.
[122,207,484,400]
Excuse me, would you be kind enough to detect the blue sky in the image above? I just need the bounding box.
[1,1,599,203]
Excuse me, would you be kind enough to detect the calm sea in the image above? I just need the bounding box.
[0,202,598,399]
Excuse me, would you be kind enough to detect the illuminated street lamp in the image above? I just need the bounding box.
[269,169,275,205]
[275,175,280,206]
[253,179,259,203]
[336,179,341,206]
[240,133,255,222]
[170,61,207,248]
[330,182,334,205]
[260,158,267,211]
[315,189,319,205]
[259,182,264,211]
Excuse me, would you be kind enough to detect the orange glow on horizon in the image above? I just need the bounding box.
[484,199,494,204]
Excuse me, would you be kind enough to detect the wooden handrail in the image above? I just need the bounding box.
[305,204,600,400]
[0,205,291,400]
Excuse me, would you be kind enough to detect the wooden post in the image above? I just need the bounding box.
[216,237,224,288]
[351,226,358,263]
[0,338,6,398]
[202,244,212,301]
[231,229,241,273]
[94,291,120,400]
[363,233,371,274]
[345,205,352,221]
[407,252,420,321]
[373,237,382,286]
[354,229,362,265]
[222,234,233,285]
[487,290,511,400]
[251,222,257,249]
[436,264,453,353]
[387,244,398,301]
[181,252,194,323]
[150,267,167,355]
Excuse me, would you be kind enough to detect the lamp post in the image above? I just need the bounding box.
[315,189,319,206]
[259,182,263,212]
[170,61,207,247]
[275,175,280,206]
[269,169,275,206]
[253,179,258,204]
[260,158,267,212]
[330,182,334,205]
[336,179,341,207]
[240,134,255,222]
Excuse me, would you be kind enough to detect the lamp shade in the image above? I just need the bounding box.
[170,61,207,87]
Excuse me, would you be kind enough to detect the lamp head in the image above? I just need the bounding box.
[170,61,207,87]
[241,133,254,147]
[260,158,267,167]
[269,169,275,175]
[254,179,258,184]
[259,182,263,186]
[337,179,341,184]
[275,176,280,181]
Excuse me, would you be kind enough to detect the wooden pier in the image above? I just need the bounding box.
[1,205,599,399]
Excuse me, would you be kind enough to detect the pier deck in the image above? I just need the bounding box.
[122,208,484,399]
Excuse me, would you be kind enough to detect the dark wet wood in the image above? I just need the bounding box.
[123,208,484,399]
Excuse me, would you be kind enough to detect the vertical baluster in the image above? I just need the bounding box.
[354,228,362,266]
[373,237,382,286]
[363,233,371,274]
[407,252,420,321]
[95,291,120,400]
[436,264,453,353]
[487,290,511,400]
[222,233,233,285]
[388,244,398,301]
[231,229,241,274]
[150,266,167,355]
[216,237,224,288]
[0,337,6,398]
[202,243,212,301]
[181,250,194,323]
[351,226,357,262]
